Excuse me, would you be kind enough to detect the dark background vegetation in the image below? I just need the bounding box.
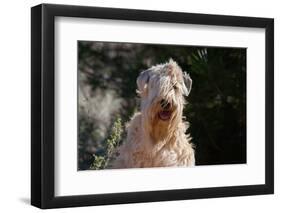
[78,41,246,170]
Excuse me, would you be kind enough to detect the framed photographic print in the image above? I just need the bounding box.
[31,3,274,209]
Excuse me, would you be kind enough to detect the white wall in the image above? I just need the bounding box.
[0,0,279,212]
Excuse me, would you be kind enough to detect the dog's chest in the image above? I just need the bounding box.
[133,142,184,167]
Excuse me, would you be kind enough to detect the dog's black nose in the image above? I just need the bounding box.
[160,99,171,110]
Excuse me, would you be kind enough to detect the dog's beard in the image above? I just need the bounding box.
[143,99,183,142]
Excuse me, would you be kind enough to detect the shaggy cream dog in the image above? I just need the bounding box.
[112,59,195,168]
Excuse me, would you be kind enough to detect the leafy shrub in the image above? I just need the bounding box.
[90,117,123,170]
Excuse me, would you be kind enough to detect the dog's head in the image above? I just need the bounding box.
[137,59,192,140]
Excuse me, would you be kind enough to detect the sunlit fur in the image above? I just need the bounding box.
[112,59,195,168]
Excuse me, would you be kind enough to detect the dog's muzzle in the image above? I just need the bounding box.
[160,99,171,110]
[159,99,172,121]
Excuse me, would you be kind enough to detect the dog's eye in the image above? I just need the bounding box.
[173,85,178,90]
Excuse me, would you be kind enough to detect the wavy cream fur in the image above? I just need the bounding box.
[112,59,195,168]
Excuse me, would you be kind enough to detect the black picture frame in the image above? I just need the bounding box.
[31,3,274,209]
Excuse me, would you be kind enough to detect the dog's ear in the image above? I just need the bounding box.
[183,72,192,96]
[137,69,150,97]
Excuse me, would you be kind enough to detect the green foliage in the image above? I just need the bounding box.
[186,48,246,164]
[90,155,106,170]
[90,117,123,170]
